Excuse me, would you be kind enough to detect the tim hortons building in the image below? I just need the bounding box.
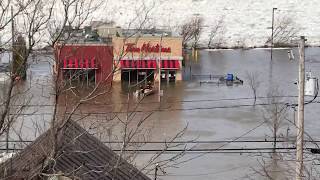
[112,35,183,83]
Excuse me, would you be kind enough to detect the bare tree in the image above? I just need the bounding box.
[266,15,301,47]
[0,0,32,32]
[0,0,194,179]
[43,0,190,178]
[180,21,194,49]
[250,88,320,180]
[84,95,191,177]
[0,0,36,137]
[47,0,104,47]
[250,152,297,180]
[0,0,105,162]
[0,0,83,140]
[246,71,260,105]
[179,16,204,49]
[207,16,225,49]
[263,88,288,151]
[192,16,203,49]
[251,142,320,179]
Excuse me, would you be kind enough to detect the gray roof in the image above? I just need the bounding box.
[0,120,151,180]
[122,29,173,38]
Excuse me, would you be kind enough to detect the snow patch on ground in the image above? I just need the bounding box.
[100,0,320,47]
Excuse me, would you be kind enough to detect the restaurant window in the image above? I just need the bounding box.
[160,70,167,81]
[168,71,176,82]
[63,69,96,85]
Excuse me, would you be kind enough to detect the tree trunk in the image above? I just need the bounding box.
[253,90,257,105]
[273,123,277,152]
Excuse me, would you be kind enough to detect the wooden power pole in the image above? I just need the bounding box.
[296,36,306,180]
[158,35,163,103]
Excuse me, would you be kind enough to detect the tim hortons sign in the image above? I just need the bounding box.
[125,43,171,53]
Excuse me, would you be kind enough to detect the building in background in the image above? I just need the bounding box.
[90,21,122,42]
[112,30,183,84]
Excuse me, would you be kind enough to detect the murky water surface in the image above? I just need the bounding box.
[2,48,320,179]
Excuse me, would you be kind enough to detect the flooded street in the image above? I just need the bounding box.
[2,48,320,179]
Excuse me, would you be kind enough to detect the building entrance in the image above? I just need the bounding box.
[160,70,176,82]
[121,69,154,85]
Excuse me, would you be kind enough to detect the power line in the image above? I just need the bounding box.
[0,147,300,154]
[8,100,320,116]
[153,119,269,165]
[159,166,250,177]
[2,140,320,144]
[5,95,305,107]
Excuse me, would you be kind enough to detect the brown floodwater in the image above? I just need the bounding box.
[2,48,320,179]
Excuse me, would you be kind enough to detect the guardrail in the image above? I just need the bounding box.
[192,74,224,80]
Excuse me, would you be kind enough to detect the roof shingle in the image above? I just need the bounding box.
[0,120,151,180]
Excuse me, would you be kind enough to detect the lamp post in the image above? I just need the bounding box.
[158,34,163,102]
[271,8,277,61]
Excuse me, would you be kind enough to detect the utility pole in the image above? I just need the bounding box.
[158,35,163,102]
[271,8,277,61]
[296,36,306,180]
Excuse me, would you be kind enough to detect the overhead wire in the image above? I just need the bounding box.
[0,147,299,154]
[5,95,305,107]
[159,166,253,177]
[8,100,320,116]
[149,119,269,165]
[0,140,317,144]
[7,80,319,112]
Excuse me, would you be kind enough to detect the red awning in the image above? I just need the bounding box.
[120,60,125,67]
[63,59,67,68]
[74,58,79,68]
[120,60,180,70]
[68,59,73,68]
[62,58,98,69]
[160,60,180,69]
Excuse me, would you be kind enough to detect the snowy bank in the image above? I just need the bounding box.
[100,0,320,47]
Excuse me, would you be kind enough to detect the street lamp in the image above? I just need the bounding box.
[158,33,164,102]
[271,8,277,61]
